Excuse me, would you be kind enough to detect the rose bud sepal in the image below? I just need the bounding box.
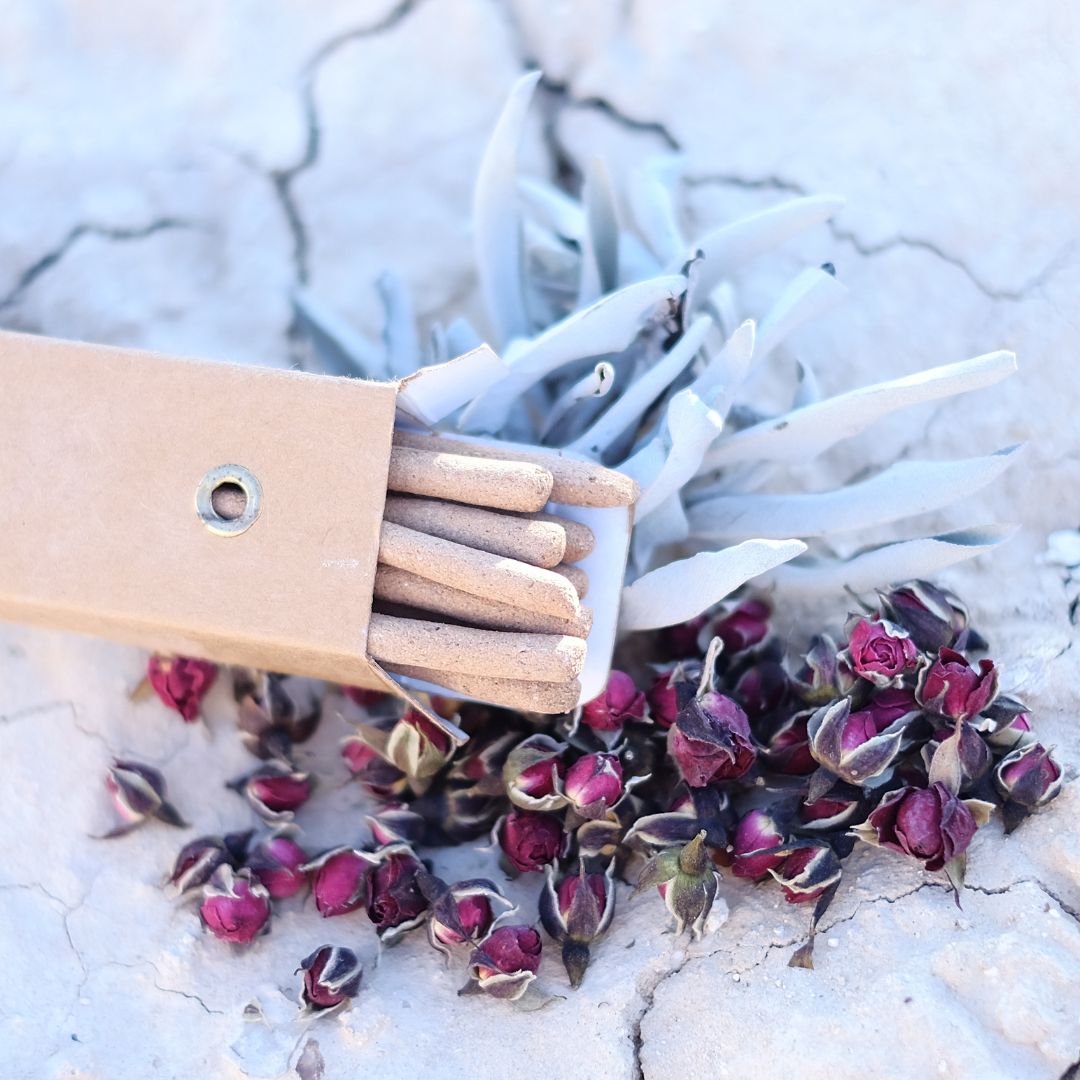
[419,873,514,961]
[297,945,363,1018]
[635,831,721,939]
[100,759,187,838]
[807,697,908,788]
[539,863,616,988]
[166,830,252,895]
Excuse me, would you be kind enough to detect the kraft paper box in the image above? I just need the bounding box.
[0,330,631,718]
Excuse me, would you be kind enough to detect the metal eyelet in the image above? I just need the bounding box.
[195,464,262,537]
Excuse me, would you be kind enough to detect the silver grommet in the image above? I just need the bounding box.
[196,464,262,537]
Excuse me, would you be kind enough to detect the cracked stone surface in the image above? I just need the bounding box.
[1,2,1079,1078]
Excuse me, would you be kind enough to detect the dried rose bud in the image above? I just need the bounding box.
[994,743,1063,832]
[466,925,543,1000]
[647,669,681,729]
[983,707,1035,751]
[791,634,854,705]
[879,580,980,653]
[807,697,908,787]
[916,648,998,722]
[661,615,708,660]
[167,831,251,895]
[385,708,456,780]
[923,722,992,790]
[342,686,391,708]
[730,809,787,881]
[366,803,426,847]
[563,752,624,819]
[233,669,322,760]
[864,687,921,727]
[497,809,568,874]
[842,617,919,688]
[711,598,771,654]
[580,671,647,735]
[769,844,843,904]
[147,655,217,722]
[341,737,409,799]
[304,848,374,918]
[420,873,513,958]
[365,844,429,943]
[199,866,271,944]
[103,759,186,837]
[669,691,756,787]
[852,783,983,871]
[798,786,865,832]
[734,660,789,720]
[247,834,310,899]
[539,863,616,988]
[636,831,722,938]
[761,711,817,775]
[503,734,568,812]
[625,785,732,853]
[297,945,363,1018]
[238,762,313,821]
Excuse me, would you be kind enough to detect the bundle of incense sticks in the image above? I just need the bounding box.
[366,430,638,713]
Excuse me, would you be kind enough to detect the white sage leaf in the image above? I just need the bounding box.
[762,525,1018,594]
[755,266,848,358]
[701,350,1018,469]
[626,156,685,264]
[473,70,541,344]
[518,176,585,242]
[578,157,620,306]
[620,539,808,631]
[377,270,419,378]
[291,289,385,378]
[687,447,1021,540]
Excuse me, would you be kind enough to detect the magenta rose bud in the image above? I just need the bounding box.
[365,844,429,942]
[467,925,543,1000]
[103,759,186,837]
[669,692,756,787]
[662,615,708,660]
[843,617,918,688]
[241,763,313,820]
[712,598,771,654]
[304,848,374,918]
[563,753,624,818]
[539,864,616,988]
[297,945,363,1017]
[916,648,998,722]
[342,686,390,708]
[421,874,513,958]
[497,809,567,873]
[799,789,864,831]
[580,671,647,734]
[731,809,786,881]
[199,866,271,944]
[340,737,409,800]
[768,845,843,905]
[366,803,426,847]
[879,580,978,653]
[248,835,310,899]
[807,698,908,786]
[994,743,1063,832]
[503,734,567,812]
[647,670,681,729]
[147,655,217,722]
[856,783,978,871]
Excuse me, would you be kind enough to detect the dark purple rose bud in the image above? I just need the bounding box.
[199,866,271,944]
[625,786,733,854]
[233,670,322,761]
[503,734,568,812]
[563,753,624,818]
[669,690,756,787]
[761,711,817,775]
[366,803,427,847]
[421,874,513,958]
[994,743,1063,832]
[734,660,789,720]
[297,945,363,1017]
[167,831,251,895]
[102,759,187,837]
[238,763,313,821]
[879,580,979,653]
[247,835,310,899]
[304,848,374,918]
[711,598,771,654]
[342,686,392,708]
[923,722,992,791]
[635,831,722,938]
[647,670,681,729]
[539,863,616,988]
[385,708,457,780]
[466,925,543,1000]
[341,737,409,800]
[497,809,568,873]
[580,671,647,734]
[798,787,865,832]
[147,655,217,722]
[842,617,918,688]
[791,634,855,705]
[916,648,998,722]
[731,809,787,881]
[852,783,983,872]
[769,844,843,905]
[661,615,708,660]
[807,698,908,786]
[365,844,429,943]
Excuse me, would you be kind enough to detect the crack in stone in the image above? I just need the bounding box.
[684,172,809,197]
[0,219,194,313]
[270,0,426,288]
[629,949,689,1080]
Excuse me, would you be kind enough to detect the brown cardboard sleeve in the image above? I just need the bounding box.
[0,330,403,692]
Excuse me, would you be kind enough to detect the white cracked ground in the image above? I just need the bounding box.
[1,2,1078,1078]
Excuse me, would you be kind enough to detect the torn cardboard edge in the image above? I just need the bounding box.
[0,330,633,735]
